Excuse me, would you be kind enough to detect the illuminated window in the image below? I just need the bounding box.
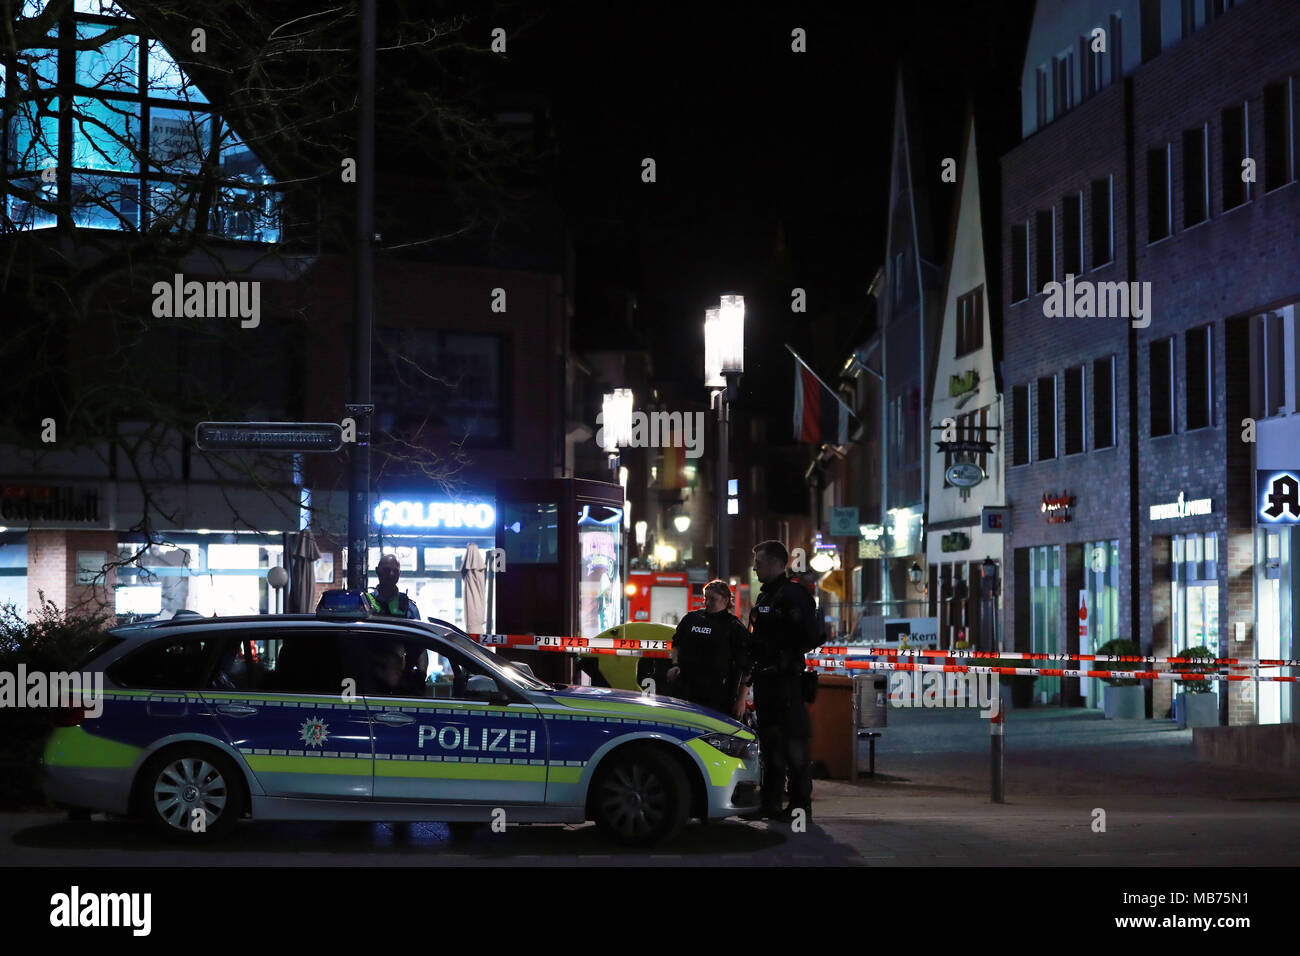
[3,3,278,240]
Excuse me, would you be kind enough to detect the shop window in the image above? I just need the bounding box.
[1222,103,1249,210]
[1093,355,1116,449]
[1140,0,1161,63]
[1091,177,1113,268]
[1172,533,1220,659]
[1185,324,1213,430]
[1183,124,1209,227]
[1147,144,1172,242]
[1064,365,1085,454]
[1150,338,1174,437]
[1036,374,1057,460]
[1012,384,1029,466]
[1263,79,1295,193]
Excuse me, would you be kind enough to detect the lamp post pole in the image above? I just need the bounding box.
[346,0,376,591]
[716,381,730,583]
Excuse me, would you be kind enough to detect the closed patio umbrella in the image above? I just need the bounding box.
[287,529,321,613]
[462,542,487,634]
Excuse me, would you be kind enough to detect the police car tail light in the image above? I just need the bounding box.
[54,705,93,727]
[315,589,371,620]
[699,732,755,759]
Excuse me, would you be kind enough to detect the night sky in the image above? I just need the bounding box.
[496,0,1035,415]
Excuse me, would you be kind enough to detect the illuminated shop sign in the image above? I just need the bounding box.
[1149,491,1212,522]
[372,499,496,530]
[1041,492,1074,523]
[1258,471,1300,524]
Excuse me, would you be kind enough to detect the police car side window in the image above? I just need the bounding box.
[108,637,221,690]
[244,632,348,696]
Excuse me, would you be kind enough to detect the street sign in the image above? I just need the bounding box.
[195,421,344,453]
[828,505,859,536]
[935,439,995,454]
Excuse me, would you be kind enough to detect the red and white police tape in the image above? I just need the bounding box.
[468,633,671,658]
[803,657,1298,684]
[809,646,1300,668]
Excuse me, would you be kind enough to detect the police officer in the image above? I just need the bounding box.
[368,553,421,620]
[668,580,750,718]
[747,539,819,821]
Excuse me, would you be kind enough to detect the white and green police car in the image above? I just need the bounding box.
[42,591,760,846]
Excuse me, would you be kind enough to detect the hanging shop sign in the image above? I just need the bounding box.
[945,461,985,488]
[949,369,979,398]
[0,484,107,527]
[1257,471,1300,524]
[1041,492,1074,523]
[1148,490,1212,522]
[935,439,995,455]
[940,531,971,553]
[981,506,1010,533]
[828,506,860,536]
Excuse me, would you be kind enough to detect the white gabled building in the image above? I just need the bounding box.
[924,109,1005,652]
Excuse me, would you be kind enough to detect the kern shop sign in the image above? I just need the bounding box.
[1041,492,1075,524]
[0,484,111,529]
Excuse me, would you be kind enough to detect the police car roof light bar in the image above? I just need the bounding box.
[316,589,372,619]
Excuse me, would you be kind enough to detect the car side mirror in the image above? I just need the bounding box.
[466,674,509,704]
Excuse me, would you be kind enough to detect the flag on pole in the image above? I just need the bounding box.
[789,345,857,445]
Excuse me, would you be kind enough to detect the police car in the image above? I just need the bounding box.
[42,591,760,846]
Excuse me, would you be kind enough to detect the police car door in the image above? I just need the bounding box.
[202,628,375,799]
[365,634,547,807]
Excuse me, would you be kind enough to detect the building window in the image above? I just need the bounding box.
[374,329,509,447]
[1181,0,1197,38]
[1053,52,1074,118]
[1011,221,1030,302]
[1204,0,1225,21]
[1171,533,1220,668]
[1036,66,1049,128]
[3,5,278,240]
[1183,124,1209,227]
[1091,176,1113,268]
[1222,102,1249,210]
[1263,78,1295,193]
[1037,374,1057,460]
[1012,384,1030,466]
[1148,144,1172,241]
[1140,0,1162,63]
[1035,208,1055,293]
[1150,338,1175,437]
[955,287,983,358]
[1109,13,1124,84]
[1064,364,1086,454]
[1093,355,1116,449]
[1063,191,1083,276]
[1079,35,1101,100]
[1250,307,1291,419]
[1029,545,1063,703]
[1186,325,1213,430]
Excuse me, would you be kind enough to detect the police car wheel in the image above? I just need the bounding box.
[591,747,689,847]
[137,748,245,842]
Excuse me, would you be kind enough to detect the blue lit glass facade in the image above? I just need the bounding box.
[3,0,279,240]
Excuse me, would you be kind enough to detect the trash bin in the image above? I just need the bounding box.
[808,675,854,780]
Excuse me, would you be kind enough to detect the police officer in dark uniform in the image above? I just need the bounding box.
[367,553,426,695]
[747,539,819,820]
[668,580,750,718]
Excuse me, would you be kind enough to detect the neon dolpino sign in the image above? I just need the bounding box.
[372,499,496,530]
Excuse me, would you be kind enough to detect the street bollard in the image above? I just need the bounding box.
[990,707,1005,803]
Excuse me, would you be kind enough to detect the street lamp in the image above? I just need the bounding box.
[705,294,744,581]
[673,512,691,534]
[602,388,634,475]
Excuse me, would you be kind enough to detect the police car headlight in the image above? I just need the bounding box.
[699,733,756,759]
